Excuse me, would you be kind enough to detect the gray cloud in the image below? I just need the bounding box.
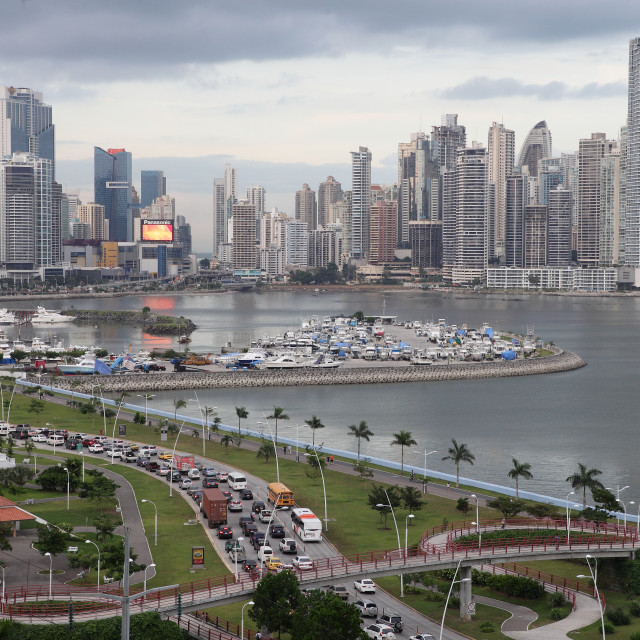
[441,77,627,101]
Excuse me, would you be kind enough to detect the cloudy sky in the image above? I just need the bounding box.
[2,1,637,251]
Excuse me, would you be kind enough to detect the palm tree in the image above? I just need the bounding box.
[305,415,325,447]
[508,458,533,499]
[391,430,417,474]
[256,443,274,463]
[442,439,476,487]
[173,398,187,424]
[211,416,222,436]
[566,463,604,509]
[201,406,216,437]
[267,406,289,447]
[221,434,234,454]
[235,406,249,437]
[348,421,374,463]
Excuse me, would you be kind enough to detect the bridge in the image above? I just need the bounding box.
[2,517,634,626]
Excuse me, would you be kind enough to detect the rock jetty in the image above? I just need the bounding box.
[71,310,196,336]
[61,349,586,394]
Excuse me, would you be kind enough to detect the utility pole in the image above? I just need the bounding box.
[121,527,131,640]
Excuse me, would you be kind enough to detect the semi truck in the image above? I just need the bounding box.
[201,488,228,527]
[173,454,195,474]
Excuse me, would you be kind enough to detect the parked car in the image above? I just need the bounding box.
[365,624,396,640]
[327,585,349,600]
[279,538,297,554]
[269,523,286,538]
[203,477,218,489]
[251,500,266,514]
[292,555,313,570]
[376,613,403,633]
[354,579,376,594]
[217,525,233,539]
[30,433,47,443]
[355,599,378,618]
[229,499,243,512]
[240,488,253,500]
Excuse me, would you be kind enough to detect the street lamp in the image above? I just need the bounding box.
[578,554,605,639]
[607,485,629,526]
[376,490,402,595]
[143,563,156,596]
[404,513,415,595]
[261,416,280,483]
[617,498,629,529]
[140,499,158,546]
[241,600,254,640]
[136,394,154,424]
[1,564,5,604]
[305,449,328,532]
[440,559,472,640]
[91,384,107,440]
[288,424,307,462]
[85,539,101,592]
[169,425,187,498]
[63,467,70,511]
[470,494,480,548]
[417,449,437,494]
[566,491,575,543]
[44,552,52,600]
[234,536,245,582]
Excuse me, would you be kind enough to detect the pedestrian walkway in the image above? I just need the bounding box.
[473,595,538,632]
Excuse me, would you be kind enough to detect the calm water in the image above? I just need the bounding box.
[5,291,639,500]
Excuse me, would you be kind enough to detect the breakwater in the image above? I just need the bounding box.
[56,349,586,393]
[71,309,196,336]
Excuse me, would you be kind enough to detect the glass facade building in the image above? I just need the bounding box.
[94,147,133,242]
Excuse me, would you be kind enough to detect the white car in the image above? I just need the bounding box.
[292,555,313,570]
[409,635,436,640]
[365,624,396,640]
[88,443,104,453]
[188,468,201,480]
[30,434,47,443]
[179,478,192,490]
[354,578,376,594]
[93,435,109,443]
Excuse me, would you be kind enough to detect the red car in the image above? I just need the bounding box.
[82,438,95,447]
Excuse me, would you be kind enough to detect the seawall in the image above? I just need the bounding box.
[56,349,586,393]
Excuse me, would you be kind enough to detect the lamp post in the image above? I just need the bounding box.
[140,499,158,546]
[289,424,307,462]
[417,449,437,494]
[305,449,328,532]
[470,493,480,548]
[635,502,640,540]
[85,539,101,591]
[578,554,605,639]
[1,564,5,604]
[440,558,472,640]
[617,498,629,529]
[234,536,244,582]
[143,563,156,598]
[607,485,629,526]
[63,467,70,511]
[91,383,107,440]
[262,416,280,483]
[566,491,575,543]
[376,489,402,595]
[404,513,415,594]
[137,394,154,424]
[45,552,52,600]
[170,425,187,498]
[241,600,254,640]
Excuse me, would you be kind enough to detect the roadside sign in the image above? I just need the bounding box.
[468,602,476,615]
[118,424,126,436]
[161,429,168,442]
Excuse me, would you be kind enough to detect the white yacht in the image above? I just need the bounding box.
[31,307,75,324]
[0,309,16,325]
[260,355,308,369]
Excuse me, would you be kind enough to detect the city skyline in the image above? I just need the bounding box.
[1,2,639,251]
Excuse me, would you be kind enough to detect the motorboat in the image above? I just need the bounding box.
[0,309,16,325]
[260,355,308,369]
[57,354,97,375]
[310,354,342,368]
[31,307,75,324]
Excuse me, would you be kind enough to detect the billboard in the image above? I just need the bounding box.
[192,546,205,565]
[141,219,174,243]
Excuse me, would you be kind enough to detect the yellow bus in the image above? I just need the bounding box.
[267,482,295,507]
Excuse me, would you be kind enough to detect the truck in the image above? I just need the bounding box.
[173,454,195,475]
[201,488,228,527]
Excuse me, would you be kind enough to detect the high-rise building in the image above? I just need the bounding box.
[487,122,515,258]
[246,185,266,217]
[600,149,622,266]
[517,121,552,176]
[51,181,62,265]
[317,176,342,229]
[505,173,529,267]
[295,183,317,230]
[140,170,165,209]
[539,169,563,206]
[409,220,442,269]
[548,185,573,267]
[619,125,628,265]
[523,205,548,268]
[369,200,397,264]
[431,115,466,172]
[308,228,343,268]
[61,193,79,241]
[231,202,257,269]
[350,147,372,260]
[212,177,226,256]
[94,147,133,242]
[577,133,615,266]
[78,203,106,240]
[627,36,640,266]
[224,163,237,220]
[1,86,55,176]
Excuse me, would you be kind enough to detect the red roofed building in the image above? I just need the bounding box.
[0,496,36,537]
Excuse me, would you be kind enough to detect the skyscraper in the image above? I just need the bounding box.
[626,37,640,267]
[350,147,372,260]
[295,183,317,230]
[231,202,257,269]
[548,185,573,267]
[212,178,226,256]
[517,121,552,176]
[369,200,397,264]
[94,147,133,242]
[523,205,548,268]
[140,170,165,208]
[487,122,515,258]
[431,115,466,173]
[1,86,55,176]
[599,149,622,266]
[505,173,529,267]
[246,185,266,218]
[317,176,342,229]
[78,203,106,240]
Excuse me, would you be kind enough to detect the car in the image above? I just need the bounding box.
[365,624,396,640]
[251,500,266,514]
[202,468,217,477]
[158,452,173,461]
[217,525,233,539]
[300,587,323,597]
[179,478,192,490]
[240,488,253,500]
[243,559,258,572]
[409,635,437,640]
[124,451,137,463]
[229,546,246,563]
[93,435,108,443]
[265,556,283,571]
[292,555,313,570]
[229,499,243,512]
[269,523,286,538]
[217,471,228,482]
[221,490,232,502]
[243,522,258,536]
[257,545,274,564]
[191,491,203,505]
[203,477,218,489]
[188,468,201,480]
[239,515,255,528]
[140,445,157,456]
[30,433,47,443]
[136,457,149,467]
[65,439,78,450]
[127,443,139,452]
[259,509,272,523]
[354,579,376,594]
[156,466,170,477]
[376,614,403,633]
[107,449,122,459]
[250,532,266,550]
[82,438,95,447]
[327,585,349,600]
[279,538,297,554]
[169,470,181,482]
[355,599,378,618]
[147,461,161,472]
[88,443,104,454]
[225,539,241,552]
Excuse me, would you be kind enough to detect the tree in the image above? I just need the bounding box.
[367,484,401,529]
[9,466,34,487]
[34,522,73,555]
[221,434,234,453]
[391,430,417,474]
[173,398,187,424]
[235,406,248,437]
[566,463,604,509]
[100,539,145,581]
[400,486,423,514]
[92,514,123,541]
[487,496,525,518]
[249,569,301,638]
[456,497,470,515]
[348,421,374,463]
[442,439,476,487]
[508,458,533,499]
[267,406,289,448]
[290,589,367,640]
[199,257,211,270]
[353,458,374,488]
[201,405,216,435]
[305,415,325,448]
[304,446,326,480]
[256,442,274,463]
[526,503,560,519]
[78,472,119,512]
[27,398,45,417]
[37,466,77,492]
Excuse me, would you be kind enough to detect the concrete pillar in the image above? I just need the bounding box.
[459,565,472,621]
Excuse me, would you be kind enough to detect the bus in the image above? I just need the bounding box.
[291,508,323,542]
[267,482,295,508]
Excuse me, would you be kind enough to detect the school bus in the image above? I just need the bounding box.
[267,482,295,507]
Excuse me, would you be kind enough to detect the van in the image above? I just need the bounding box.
[257,545,274,564]
[228,471,247,491]
[0,423,12,437]
[259,509,272,523]
[46,435,65,447]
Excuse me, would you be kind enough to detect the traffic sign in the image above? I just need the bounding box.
[468,602,476,615]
